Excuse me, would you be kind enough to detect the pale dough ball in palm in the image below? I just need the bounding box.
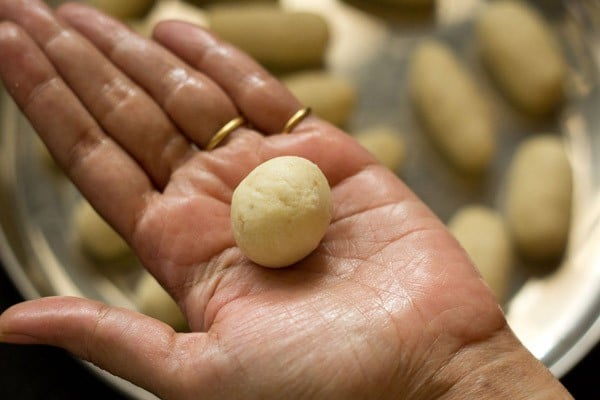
[231,156,333,268]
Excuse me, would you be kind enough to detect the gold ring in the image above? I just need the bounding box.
[283,107,311,134]
[205,116,246,150]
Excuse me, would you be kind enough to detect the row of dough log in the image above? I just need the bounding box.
[448,135,572,303]
[409,1,567,175]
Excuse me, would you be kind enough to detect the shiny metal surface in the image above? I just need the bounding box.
[1,0,599,398]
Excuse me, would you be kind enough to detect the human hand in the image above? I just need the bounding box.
[0,1,572,399]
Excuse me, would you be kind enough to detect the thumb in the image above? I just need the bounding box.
[0,296,217,399]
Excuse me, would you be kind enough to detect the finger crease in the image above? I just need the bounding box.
[107,29,135,64]
[64,124,107,174]
[42,29,73,54]
[162,67,194,108]
[84,304,113,364]
[22,75,61,112]
[96,76,139,123]
[159,134,193,176]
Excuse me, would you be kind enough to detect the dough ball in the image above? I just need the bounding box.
[231,156,333,268]
[73,199,132,261]
[134,272,187,331]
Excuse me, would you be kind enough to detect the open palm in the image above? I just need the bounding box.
[0,2,563,400]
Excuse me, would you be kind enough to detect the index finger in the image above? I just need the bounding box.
[0,22,153,239]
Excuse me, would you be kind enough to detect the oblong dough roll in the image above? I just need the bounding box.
[476,1,567,116]
[135,0,208,37]
[409,39,496,174]
[207,5,330,71]
[353,126,406,173]
[185,0,277,4]
[504,135,572,262]
[282,71,357,127]
[72,199,132,261]
[448,205,513,302]
[88,0,155,20]
[369,0,433,7]
[134,272,187,331]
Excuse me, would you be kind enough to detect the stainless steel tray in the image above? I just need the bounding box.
[1,1,600,398]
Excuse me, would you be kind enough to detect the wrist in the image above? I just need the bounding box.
[437,326,573,400]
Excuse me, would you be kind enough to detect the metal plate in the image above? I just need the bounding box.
[1,0,600,398]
